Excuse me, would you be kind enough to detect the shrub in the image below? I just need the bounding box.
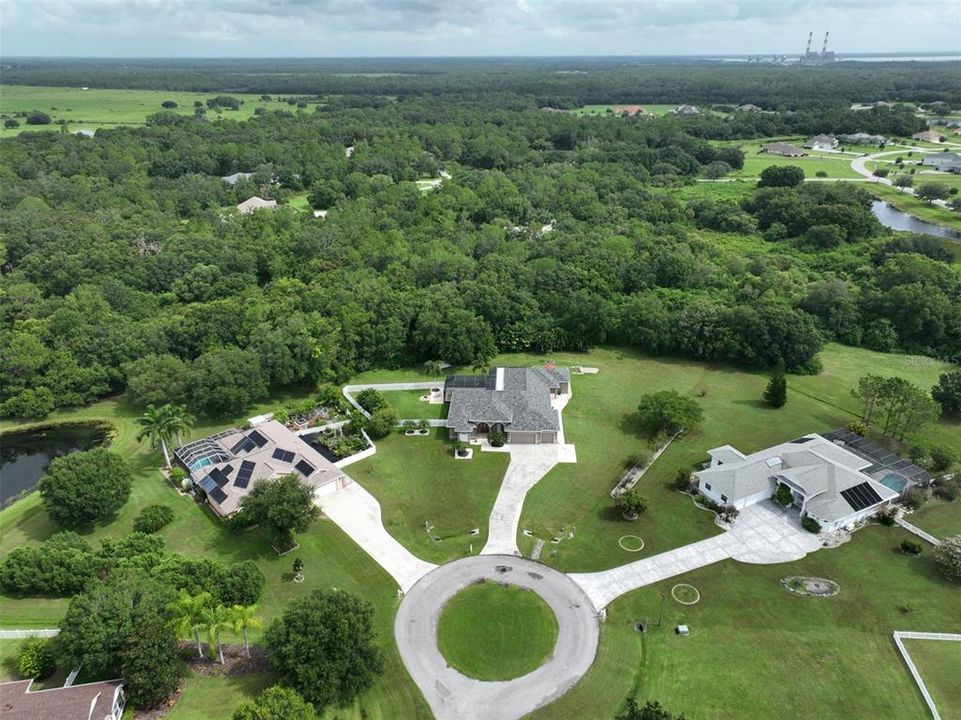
[39,448,132,527]
[900,540,923,555]
[801,515,821,534]
[366,407,398,439]
[933,481,958,502]
[417,419,431,432]
[233,685,316,720]
[134,504,175,534]
[0,532,99,595]
[878,510,896,527]
[403,420,417,431]
[775,484,793,507]
[815,170,828,178]
[933,535,961,580]
[673,468,692,491]
[16,638,56,680]
[846,420,867,435]
[489,428,507,447]
[355,389,387,414]
[901,488,927,511]
[929,445,956,474]
[626,450,650,469]
[0,387,55,419]
[616,489,649,519]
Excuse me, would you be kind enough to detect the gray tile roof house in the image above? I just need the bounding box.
[174,420,348,515]
[694,433,901,532]
[0,679,125,720]
[921,151,961,173]
[444,366,570,445]
[761,142,807,157]
[803,134,839,150]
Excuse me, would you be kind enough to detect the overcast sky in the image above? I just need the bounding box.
[1,0,959,58]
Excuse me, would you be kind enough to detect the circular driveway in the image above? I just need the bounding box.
[394,555,600,720]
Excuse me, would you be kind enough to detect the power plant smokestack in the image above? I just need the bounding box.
[805,31,813,56]
[821,31,829,57]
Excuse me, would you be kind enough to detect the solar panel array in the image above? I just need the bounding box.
[840,482,883,512]
[231,436,255,454]
[249,430,269,447]
[209,487,228,503]
[207,468,230,486]
[234,460,256,489]
[198,476,219,493]
[821,428,931,486]
[272,448,296,463]
[295,459,315,477]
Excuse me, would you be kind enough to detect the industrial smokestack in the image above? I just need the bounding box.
[805,31,813,56]
[821,31,829,57]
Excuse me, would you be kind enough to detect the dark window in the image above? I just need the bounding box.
[721,494,728,502]
[705,483,712,491]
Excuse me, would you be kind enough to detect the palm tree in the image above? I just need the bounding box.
[423,360,443,377]
[136,404,175,468]
[228,604,263,659]
[200,604,231,664]
[471,356,490,375]
[165,403,194,446]
[167,590,212,659]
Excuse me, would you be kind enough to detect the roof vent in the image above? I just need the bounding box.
[766,456,783,468]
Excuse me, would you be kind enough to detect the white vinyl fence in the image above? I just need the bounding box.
[892,631,961,720]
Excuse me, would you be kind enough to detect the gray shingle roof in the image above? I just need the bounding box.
[446,367,562,434]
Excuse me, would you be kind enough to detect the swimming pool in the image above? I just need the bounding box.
[880,473,907,493]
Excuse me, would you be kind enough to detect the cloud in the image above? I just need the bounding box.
[0,0,957,56]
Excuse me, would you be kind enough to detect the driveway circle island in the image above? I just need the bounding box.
[395,555,600,720]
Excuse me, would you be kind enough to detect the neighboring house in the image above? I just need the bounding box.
[837,132,886,145]
[921,151,961,173]
[693,432,915,532]
[912,130,945,143]
[850,101,895,111]
[221,172,255,185]
[313,209,329,218]
[236,196,277,214]
[445,366,570,445]
[673,104,699,115]
[735,104,762,112]
[611,104,649,116]
[174,419,349,515]
[803,134,839,151]
[0,679,125,720]
[761,142,807,157]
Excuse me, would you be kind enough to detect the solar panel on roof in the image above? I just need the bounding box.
[222,464,234,476]
[272,448,295,463]
[248,430,268,447]
[841,482,882,512]
[234,460,255,488]
[209,487,228,503]
[295,459,315,477]
[199,475,219,493]
[230,437,250,454]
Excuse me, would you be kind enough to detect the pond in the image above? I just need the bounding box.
[0,421,112,507]
[871,200,961,240]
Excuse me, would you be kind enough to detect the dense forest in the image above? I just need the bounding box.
[1,63,960,419]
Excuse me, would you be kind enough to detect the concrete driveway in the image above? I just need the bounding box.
[316,481,436,593]
[394,555,600,720]
[570,502,822,611]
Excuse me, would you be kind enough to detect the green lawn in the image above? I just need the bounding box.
[908,501,961,539]
[167,672,275,720]
[727,140,864,179]
[347,430,508,563]
[570,104,680,117]
[901,638,961,720]
[0,85,288,137]
[383,389,448,420]
[436,581,558,681]
[530,524,961,720]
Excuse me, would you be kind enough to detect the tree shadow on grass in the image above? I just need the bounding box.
[730,399,770,410]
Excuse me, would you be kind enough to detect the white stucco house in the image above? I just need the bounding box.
[694,433,900,532]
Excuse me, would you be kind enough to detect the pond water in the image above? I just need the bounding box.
[0,422,111,507]
[871,200,961,240]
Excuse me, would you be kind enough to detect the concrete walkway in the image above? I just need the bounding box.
[482,446,565,555]
[895,514,942,546]
[570,502,822,610]
[315,481,436,593]
[395,556,599,720]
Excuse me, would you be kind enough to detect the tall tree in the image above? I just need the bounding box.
[237,474,319,548]
[136,403,175,468]
[168,590,213,659]
[39,448,131,527]
[201,603,231,664]
[763,358,788,408]
[932,369,961,417]
[229,604,263,659]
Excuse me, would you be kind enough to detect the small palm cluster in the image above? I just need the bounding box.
[136,403,193,468]
[168,590,261,664]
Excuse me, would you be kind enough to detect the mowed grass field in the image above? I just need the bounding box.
[348,429,507,564]
[901,639,961,720]
[436,581,558,680]
[722,138,865,179]
[531,524,961,720]
[382,389,449,420]
[570,104,697,117]
[0,85,289,136]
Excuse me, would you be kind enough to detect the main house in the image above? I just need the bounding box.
[444,366,570,445]
[174,419,348,515]
[921,151,961,173]
[694,432,909,532]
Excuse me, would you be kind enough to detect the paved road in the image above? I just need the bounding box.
[570,502,821,610]
[316,481,436,592]
[394,555,600,720]
[850,146,953,209]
